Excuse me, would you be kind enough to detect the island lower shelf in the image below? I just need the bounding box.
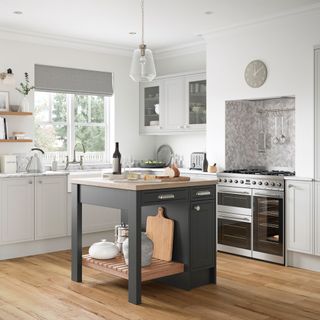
[82,254,184,282]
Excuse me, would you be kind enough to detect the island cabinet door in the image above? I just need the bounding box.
[190,201,215,270]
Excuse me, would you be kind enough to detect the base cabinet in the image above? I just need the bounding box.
[286,180,314,254]
[35,176,68,240]
[315,182,320,256]
[0,178,35,244]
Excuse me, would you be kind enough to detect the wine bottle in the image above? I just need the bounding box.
[202,153,208,172]
[112,142,121,174]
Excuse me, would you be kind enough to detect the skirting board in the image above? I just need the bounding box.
[287,251,320,272]
[0,231,113,260]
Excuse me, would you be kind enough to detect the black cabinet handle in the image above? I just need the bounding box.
[158,194,175,200]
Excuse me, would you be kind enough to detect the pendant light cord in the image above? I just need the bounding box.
[141,0,144,45]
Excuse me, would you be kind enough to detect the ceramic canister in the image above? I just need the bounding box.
[122,232,154,267]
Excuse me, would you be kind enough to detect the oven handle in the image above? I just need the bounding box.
[218,214,252,223]
[253,192,283,199]
[219,191,251,196]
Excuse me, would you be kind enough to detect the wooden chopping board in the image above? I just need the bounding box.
[146,207,174,261]
[144,175,190,182]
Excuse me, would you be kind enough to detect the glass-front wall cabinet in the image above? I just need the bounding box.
[143,85,160,127]
[188,76,206,127]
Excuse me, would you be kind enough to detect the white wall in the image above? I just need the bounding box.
[0,37,155,161]
[205,9,320,178]
[154,49,207,167]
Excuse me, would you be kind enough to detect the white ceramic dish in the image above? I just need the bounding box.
[89,239,119,259]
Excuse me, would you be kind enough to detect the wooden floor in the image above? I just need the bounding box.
[0,251,320,320]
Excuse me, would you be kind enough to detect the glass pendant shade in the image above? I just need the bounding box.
[130,47,156,82]
[1,68,16,86]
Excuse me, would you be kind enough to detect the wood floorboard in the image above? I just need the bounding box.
[0,251,320,320]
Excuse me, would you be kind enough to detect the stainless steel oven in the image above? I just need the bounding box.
[252,189,284,264]
[217,186,252,257]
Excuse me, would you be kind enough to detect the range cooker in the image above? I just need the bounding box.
[217,169,294,264]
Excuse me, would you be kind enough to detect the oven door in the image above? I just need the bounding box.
[252,190,284,264]
[217,186,252,215]
[217,213,252,257]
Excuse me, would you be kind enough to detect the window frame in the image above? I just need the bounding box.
[34,91,111,165]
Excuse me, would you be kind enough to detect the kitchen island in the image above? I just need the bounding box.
[71,177,217,304]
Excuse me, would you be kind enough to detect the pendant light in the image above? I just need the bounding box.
[129,0,156,82]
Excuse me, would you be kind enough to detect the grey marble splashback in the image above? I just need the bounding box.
[225,97,295,170]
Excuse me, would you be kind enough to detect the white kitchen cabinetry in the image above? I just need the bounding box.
[286,180,314,254]
[315,182,320,256]
[315,49,320,179]
[35,176,67,240]
[0,177,35,244]
[139,72,206,135]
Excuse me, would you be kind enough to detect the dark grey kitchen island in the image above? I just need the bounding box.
[71,177,217,305]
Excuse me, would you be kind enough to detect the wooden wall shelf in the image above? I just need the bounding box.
[0,139,33,143]
[82,254,184,282]
[0,112,33,116]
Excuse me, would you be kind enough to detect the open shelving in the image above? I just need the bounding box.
[82,254,184,282]
[0,111,33,116]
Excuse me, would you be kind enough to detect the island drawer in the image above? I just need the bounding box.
[191,186,215,201]
[141,189,188,204]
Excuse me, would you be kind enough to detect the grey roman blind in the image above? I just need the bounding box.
[34,64,113,96]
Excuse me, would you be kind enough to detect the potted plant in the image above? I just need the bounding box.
[16,72,35,112]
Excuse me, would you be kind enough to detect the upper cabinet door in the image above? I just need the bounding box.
[35,176,68,240]
[315,49,320,180]
[140,80,163,134]
[164,77,186,131]
[186,73,206,130]
[285,180,314,254]
[0,177,35,244]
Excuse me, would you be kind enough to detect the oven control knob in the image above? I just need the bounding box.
[240,180,244,184]
[229,179,233,183]
[234,180,238,183]
[252,181,256,185]
[219,178,222,182]
[224,179,227,183]
[277,183,282,187]
[258,181,263,185]
[264,182,269,186]
[270,182,275,187]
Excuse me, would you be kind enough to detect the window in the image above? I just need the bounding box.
[34,91,110,165]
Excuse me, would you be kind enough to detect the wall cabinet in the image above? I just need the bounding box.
[286,180,314,254]
[140,72,206,135]
[0,177,35,244]
[35,176,67,240]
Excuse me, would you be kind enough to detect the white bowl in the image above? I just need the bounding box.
[89,239,119,259]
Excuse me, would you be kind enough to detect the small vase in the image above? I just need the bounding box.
[122,232,154,267]
[20,96,30,112]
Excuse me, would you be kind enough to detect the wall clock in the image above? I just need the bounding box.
[244,60,268,88]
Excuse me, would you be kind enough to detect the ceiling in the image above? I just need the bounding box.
[0,0,320,52]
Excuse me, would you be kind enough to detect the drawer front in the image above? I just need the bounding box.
[191,186,215,201]
[142,189,188,204]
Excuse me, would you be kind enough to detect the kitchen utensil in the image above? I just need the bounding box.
[89,239,119,260]
[146,207,174,261]
[273,116,279,144]
[114,223,129,253]
[156,144,174,167]
[279,116,286,144]
[26,148,45,173]
[122,232,154,267]
[190,152,206,170]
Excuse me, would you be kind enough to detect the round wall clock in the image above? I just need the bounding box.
[244,60,268,88]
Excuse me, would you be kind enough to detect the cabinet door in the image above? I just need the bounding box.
[140,80,163,134]
[0,178,34,244]
[190,201,215,269]
[286,180,313,254]
[315,182,320,256]
[186,73,206,130]
[35,176,67,240]
[315,49,320,180]
[164,77,186,131]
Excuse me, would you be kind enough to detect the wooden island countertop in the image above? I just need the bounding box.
[71,176,218,191]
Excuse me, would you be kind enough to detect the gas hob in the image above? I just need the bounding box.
[217,169,295,191]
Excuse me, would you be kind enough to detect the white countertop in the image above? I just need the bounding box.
[0,171,69,178]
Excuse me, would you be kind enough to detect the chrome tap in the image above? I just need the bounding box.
[65,142,86,170]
